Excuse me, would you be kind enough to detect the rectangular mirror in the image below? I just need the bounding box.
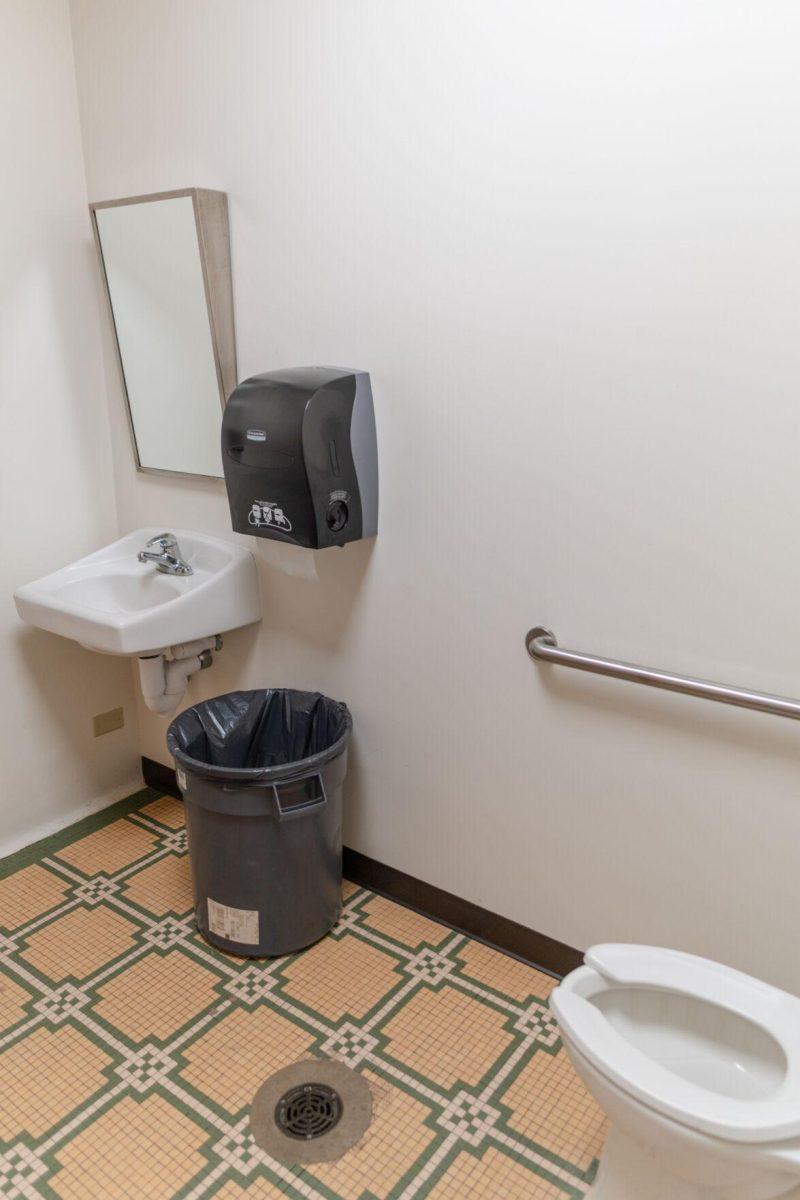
[90,188,236,479]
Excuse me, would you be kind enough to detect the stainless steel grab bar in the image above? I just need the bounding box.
[525,626,800,721]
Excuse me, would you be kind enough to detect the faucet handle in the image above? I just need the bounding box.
[145,532,178,551]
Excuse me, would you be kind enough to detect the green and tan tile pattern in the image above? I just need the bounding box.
[0,789,607,1198]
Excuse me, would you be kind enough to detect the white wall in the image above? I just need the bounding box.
[70,0,800,991]
[0,0,140,854]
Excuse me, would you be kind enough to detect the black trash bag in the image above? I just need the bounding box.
[167,689,352,780]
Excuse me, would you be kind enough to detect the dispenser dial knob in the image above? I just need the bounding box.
[326,500,349,533]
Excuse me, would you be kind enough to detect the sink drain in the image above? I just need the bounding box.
[251,1059,372,1165]
[275,1083,342,1140]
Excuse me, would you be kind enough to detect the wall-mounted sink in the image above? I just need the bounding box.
[14,528,260,655]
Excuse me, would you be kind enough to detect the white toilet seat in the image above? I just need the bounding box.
[551,944,800,1145]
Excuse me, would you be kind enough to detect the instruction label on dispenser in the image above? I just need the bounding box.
[248,501,292,532]
[207,898,260,945]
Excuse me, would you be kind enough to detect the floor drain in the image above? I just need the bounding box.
[251,1059,373,1165]
[275,1083,342,1140]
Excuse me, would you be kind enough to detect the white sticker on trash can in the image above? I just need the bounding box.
[207,898,259,945]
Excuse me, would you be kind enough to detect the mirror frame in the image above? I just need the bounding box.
[89,187,237,481]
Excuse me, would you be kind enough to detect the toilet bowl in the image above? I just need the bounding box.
[550,945,800,1200]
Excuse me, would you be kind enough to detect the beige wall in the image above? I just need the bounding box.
[70,1,800,990]
[0,0,140,854]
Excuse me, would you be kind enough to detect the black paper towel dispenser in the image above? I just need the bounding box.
[222,367,378,548]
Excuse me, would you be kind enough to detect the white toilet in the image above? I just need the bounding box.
[550,945,800,1200]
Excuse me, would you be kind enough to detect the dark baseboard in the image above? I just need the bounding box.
[142,755,182,799]
[341,848,581,978]
[141,755,582,979]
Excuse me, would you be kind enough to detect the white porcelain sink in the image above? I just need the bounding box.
[14,528,260,655]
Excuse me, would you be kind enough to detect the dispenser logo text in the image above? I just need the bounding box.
[248,501,292,532]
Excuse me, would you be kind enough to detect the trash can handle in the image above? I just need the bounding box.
[273,772,328,822]
[221,770,328,821]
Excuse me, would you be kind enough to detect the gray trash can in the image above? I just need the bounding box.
[166,688,352,957]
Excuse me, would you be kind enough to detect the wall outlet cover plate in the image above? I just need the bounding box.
[93,707,124,737]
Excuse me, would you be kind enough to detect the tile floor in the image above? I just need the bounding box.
[0,789,607,1199]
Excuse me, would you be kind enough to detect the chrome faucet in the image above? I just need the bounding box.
[137,533,193,576]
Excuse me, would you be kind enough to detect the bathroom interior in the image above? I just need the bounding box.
[3,2,800,1198]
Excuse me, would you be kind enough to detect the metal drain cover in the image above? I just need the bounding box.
[275,1082,342,1140]
[251,1059,373,1165]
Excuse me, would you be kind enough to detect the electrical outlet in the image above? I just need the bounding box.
[93,707,124,737]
